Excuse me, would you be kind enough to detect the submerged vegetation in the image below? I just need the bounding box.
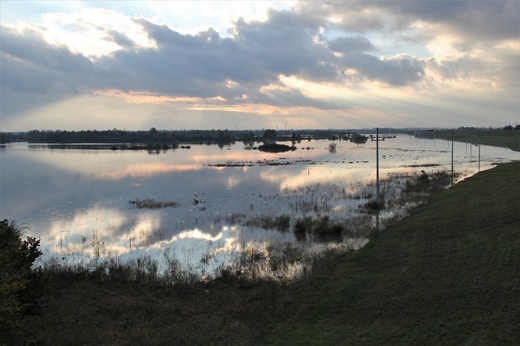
[243,214,291,232]
[129,198,180,209]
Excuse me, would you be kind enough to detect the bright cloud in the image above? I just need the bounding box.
[40,8,157,59]
[0,0,518,131]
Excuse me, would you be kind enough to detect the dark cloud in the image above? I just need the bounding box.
[294,1,386,31]
[297,0,520,42]
[0,27,93,93]
[0,27,92,73]
[125,11,423,93]
[1,54,54,94]
[105,29,136,49]
[328,35,375,53]
[343,53,425,86]
[383,0,519,41]
[0,5,469,112]
[233,10,335,83]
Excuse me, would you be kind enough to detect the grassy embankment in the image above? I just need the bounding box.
[264,161,520,345]
[423,129,520,152]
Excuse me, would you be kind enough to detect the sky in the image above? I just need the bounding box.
[1,0,518,131]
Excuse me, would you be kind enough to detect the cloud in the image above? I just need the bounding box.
[0,1,518,130]
[327,35,375,53]
[1,7,430,99]
[297,1,519,42]
[105,29,136,49]
[116,10,427,97]
[39,8,156,58]
[383,0,519,41]
[0,26,93,94]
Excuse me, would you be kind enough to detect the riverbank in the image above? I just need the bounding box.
[264,161,520,344]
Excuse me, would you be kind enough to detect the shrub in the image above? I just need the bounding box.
[0,219,43,343]
[276,214,291,233]
[294,217,312,241]
[243,214,291,232]
[293,216,345,243]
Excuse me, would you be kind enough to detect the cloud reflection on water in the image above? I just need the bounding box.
[42,204,249,271]
[46,207,161,257]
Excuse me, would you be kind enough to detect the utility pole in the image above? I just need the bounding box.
[370,128,393,231]
[451,130,454,185]
[376,128,380,208]
[477,132,482,172]
[371,127,383,209]
[373,127,383,232]
[477,143,481,172]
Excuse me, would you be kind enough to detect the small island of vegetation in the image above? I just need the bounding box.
[258,143,297,153]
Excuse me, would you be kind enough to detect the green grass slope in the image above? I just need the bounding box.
[424,130,520,152]
[265,161,520,345]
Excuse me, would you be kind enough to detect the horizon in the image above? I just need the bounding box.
[2,125,516,135]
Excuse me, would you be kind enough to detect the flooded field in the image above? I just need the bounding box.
[1,135,517,279]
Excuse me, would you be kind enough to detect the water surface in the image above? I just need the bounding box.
[1,135,517,275]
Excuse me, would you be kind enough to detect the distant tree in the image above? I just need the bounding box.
[263,129,277,144]
[148,127,158,141]
[0,220,43,343]
[291,131,301,144]
[503,125,514,130]
[215,130,234,148]
[242,131,255,148]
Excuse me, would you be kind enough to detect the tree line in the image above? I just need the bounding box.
[0,128,304,146]
[3,126,516,145]
[1,128,239,146]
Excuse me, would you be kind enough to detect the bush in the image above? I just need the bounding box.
[0,219,43,342]
[277,215,291,233]
[293,216,345,242]
[243,214,291,232]
[294,217,312,241]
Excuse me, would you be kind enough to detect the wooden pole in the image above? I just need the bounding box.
[376,127,380,208]
[478,144,481,172]
[451,130,454,185]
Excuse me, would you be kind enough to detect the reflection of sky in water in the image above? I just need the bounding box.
[1,136,518,272]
